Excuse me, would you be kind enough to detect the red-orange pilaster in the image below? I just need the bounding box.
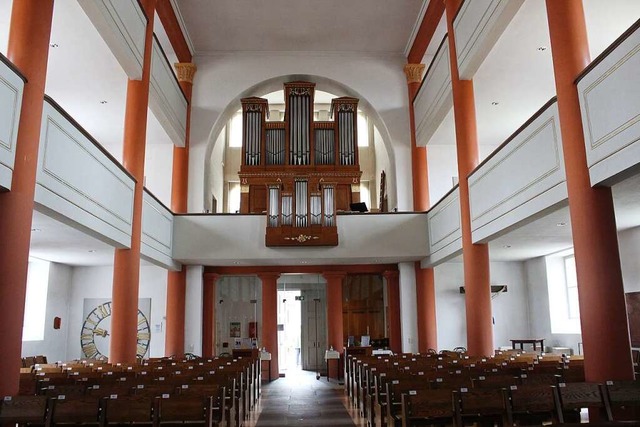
[202,273,218,358]
[164,63,196,358]
[383,271,402,353]
[414,265,437,351]
[545,0,633,381]
[445,0,493,356]
[323,271,346,378]
[258,272,280,380]
[0,0,54,396]
[109,0,156,364]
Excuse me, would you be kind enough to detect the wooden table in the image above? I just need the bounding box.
[511,338,545,353]
[325,350,341,382]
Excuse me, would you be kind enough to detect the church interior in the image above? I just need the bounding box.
[1,0,640,425]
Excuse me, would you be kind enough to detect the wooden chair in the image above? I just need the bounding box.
[603,380,640,421]
[453,388,508,427]
[0,395,51,427]
[472,374,520,389]
[99,395,153,427]
[504,384,558,426]
[49,396,102,426]
[554,382,612,423]
[153,395,217,427]
[400,389,454,427]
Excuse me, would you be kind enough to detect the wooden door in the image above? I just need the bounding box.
[301,291,327,372]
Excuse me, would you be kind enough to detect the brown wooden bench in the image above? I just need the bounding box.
[0,395,50,427]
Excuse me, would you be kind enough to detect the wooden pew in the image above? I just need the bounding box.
[399,390,454,427]
[504,383,558,426]
[555,382,612,423]
[99,395,153,427]
[0,395,50,427]
[453,388,508,427]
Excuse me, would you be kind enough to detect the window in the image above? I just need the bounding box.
[228,112,243,148]
[565,255,580,319]
[22,258,50,341]
[357,112,368,147]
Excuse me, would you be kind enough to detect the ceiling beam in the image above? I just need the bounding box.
[156,0,192,63]
[407,0,446,64]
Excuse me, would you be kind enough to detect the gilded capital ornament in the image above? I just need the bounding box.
[403,63,425,84]
[174,62,197,84]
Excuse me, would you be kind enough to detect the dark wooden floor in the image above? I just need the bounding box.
[247,370,365,426]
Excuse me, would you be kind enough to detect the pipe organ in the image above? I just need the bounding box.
[238,81,362,247]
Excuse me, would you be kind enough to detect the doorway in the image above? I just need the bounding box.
[277,277,327,376]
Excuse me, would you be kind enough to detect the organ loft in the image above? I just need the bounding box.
[238,82,362,247]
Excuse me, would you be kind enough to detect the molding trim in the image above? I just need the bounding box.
[168,0,196,56]
[404,0,431,57]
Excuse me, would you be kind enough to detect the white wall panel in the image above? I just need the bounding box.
[578,22,640,186]
[35,99,135,247]
[173,213,428,264]
[77,0,147,79]
[423,187,462,267]
[414,38,453,146]
[149,38,188,147]
[142,189,179,270]
[453,0,523,79]
[469,101,567,242]
[0,56,25,190]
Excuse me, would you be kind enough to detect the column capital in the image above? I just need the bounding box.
[322,271,347,282]
[174,62,197,84]
[382,270,400,282]
[257,272,281,281]
[403,63,426,84]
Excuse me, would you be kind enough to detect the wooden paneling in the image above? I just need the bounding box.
[336,184,352,211]
[249,185,267,213]
[343,275,384,344]
[0,54,25,190]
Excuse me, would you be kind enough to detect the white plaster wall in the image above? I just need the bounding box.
[524,257,582,352]
[215,276,262,355]
[21,262,72,362]
[209,130,225,212]
[620,226,640,293]
[434,260,530,351]
[144,142,174,208]
[188,53,412,214]
[398,262,418,353]
[66,264,168,359]
[374,126,394,211]
[185,265,204,355]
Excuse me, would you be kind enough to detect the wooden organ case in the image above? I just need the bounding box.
[238,82,362,247]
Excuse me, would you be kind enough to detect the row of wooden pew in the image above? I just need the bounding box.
[1,355,262,427]
[344,350,640,426]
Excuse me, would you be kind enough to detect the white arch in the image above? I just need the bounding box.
[201,74,399,212]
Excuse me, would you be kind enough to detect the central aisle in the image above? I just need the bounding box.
[247,370,364,427]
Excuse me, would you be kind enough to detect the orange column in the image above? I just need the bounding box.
[545,0,633,381]
[0,0,54,396]
[258,273,280,380]
[109,0,156,364]
[324,271,346,378]
[165,62,196,357]
[445,0,493,356]
[202,273,218,358]
[405,63,439,352]
[383,271,402,353]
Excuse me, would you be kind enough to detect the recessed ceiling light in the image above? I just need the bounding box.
[537,46,547,51]
[491,101,499,106]
[232,261,240,265]
[300,261,308,264]
[99,100,108,104]
[50,43,59,48]
[88,250,96,253]
[502,245,511,248]
[556,222,567,227]
[31,228,41,232]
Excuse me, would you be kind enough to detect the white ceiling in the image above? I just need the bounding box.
[2,0,640,268]
[173,0,424,54]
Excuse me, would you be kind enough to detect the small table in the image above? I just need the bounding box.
[260,351,272,382]
[325,350,341,382]
[511,339,545,353]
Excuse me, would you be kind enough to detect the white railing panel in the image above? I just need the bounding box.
[149,37,188,147]
[172,213,428,265]
[414,37,453,146]
[35,98,135,247]
[142,189,179,270]
[577,21,640,186]
[77,0,147,79]
[0,56,26,190]
[424,186,462,267]
[454,0,523,79]
[469,100,567,242]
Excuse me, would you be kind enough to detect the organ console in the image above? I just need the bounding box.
[238,81,362,247]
